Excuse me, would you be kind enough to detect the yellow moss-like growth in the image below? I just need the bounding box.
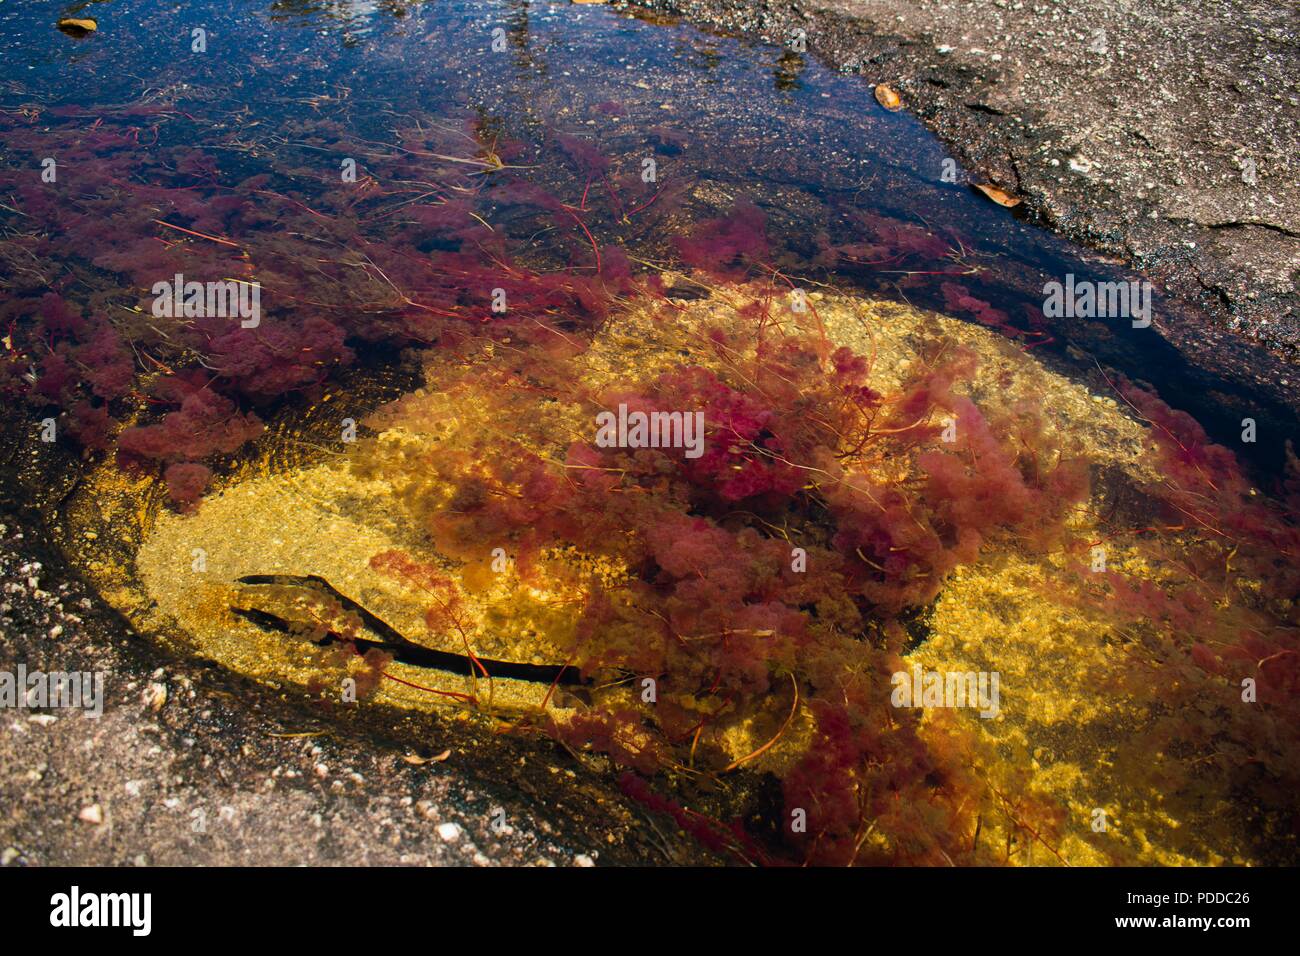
[63,280,1286,864]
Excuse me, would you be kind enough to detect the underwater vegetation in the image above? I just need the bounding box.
[0,107,665,488]
[358,288,1090,865]
[4,98,1297,867]
[341,275,1299,865]
[0,99,1059,496]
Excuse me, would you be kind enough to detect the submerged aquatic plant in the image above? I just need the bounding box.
[349,256,1102,863]
[0,108,661,499]
[339,232,1298,863]
[1052,377,1300,863]
[5,94,1296,867]
[0,89,1022,508]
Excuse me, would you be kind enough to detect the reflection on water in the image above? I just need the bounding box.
[2,0,1298,866]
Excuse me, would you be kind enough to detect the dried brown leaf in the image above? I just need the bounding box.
[57,18,98,36]
[973,183,1022,207]
[874,84,903,111]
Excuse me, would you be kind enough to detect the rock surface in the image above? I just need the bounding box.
[622,0,1300,362]
[0,516,710,867]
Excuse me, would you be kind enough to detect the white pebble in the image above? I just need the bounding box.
[437,822,462,842]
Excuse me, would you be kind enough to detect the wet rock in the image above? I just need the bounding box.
[0,515,717,866]
[621,0,1300,378]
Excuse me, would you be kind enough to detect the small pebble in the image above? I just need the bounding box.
[436,822,462,842]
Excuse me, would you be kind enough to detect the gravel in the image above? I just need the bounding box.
[0,519,712,866]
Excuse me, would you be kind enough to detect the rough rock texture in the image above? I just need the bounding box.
[0,516,710,867]
[622,0,1300,361]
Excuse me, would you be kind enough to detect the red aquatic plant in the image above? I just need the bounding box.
[0,105,670,500]
[674,201,770,279]
[117,374,264,465]
[163,462,212,510]
[1028,375,1300,862]
[361,287,1093,864]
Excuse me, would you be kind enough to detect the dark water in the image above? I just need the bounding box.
[0,0,1291,467]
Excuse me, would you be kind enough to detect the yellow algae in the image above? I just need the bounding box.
[59,281,1266,863]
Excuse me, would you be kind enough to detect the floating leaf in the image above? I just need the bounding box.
[874,84,902,111]
[57,18,98,37]
[973,182,1022,207]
